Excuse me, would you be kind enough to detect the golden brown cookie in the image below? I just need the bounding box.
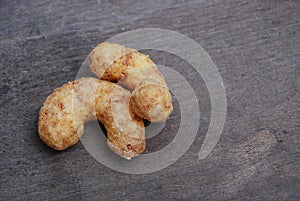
[38,77,145,159]
[89,42,173,122]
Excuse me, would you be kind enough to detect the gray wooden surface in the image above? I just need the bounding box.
[1,0,299,200]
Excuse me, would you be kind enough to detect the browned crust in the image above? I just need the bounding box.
[38,77,145,159]
[89,42,173,122]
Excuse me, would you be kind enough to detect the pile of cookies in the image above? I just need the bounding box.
[38,42,173,159]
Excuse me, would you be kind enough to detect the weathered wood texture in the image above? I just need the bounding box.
[1,0,299,200]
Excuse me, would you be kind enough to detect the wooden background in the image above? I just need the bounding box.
[1,0,299,200]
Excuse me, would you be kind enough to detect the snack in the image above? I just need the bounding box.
[38,77,145,159]
[89,42,173,122]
